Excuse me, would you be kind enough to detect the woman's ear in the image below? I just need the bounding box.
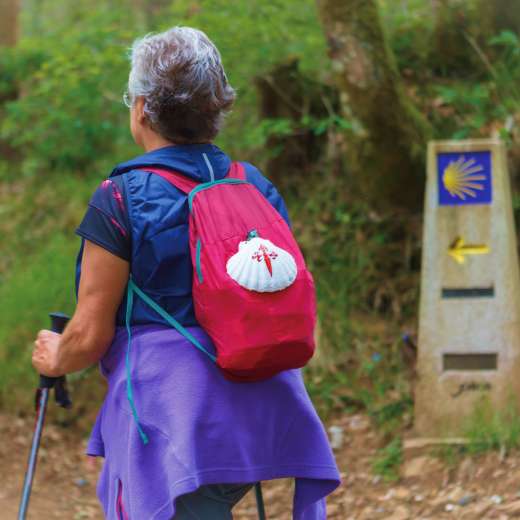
[135,96,147,125]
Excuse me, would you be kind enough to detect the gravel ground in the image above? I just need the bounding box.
[4,412,520,519]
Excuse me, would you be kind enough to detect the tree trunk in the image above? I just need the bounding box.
[0,0,19,47]
[492,0,520,35]
[0,0,19,161]
[255,59,339,191]
[316,0,431,211]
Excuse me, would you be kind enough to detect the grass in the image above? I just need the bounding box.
[435,444,466,469]
[0,232,78,409]
[372,437,403,482]
[464,396,520,455]
[433,396,520,467]
[0,171,95,410]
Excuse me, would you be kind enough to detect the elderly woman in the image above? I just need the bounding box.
[32,27,340,519]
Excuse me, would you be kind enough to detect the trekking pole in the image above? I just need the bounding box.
[18,312,71,520]
[255,482,266,520]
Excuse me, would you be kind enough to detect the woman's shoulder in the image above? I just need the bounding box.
[240,162,278,194]
[88,176,127,209]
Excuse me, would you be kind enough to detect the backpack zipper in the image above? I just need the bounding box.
[196,239,203,283]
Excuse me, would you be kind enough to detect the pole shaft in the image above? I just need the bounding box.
[18,388,49,520]
[255,482,266,520]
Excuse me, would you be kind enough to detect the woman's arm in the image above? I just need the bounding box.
[32,240,129,377]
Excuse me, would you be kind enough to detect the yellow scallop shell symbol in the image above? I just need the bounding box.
[442,155,486,200]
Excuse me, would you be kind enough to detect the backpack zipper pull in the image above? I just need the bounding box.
[247,229,258,241]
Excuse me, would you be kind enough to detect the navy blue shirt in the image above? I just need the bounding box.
[76,176,131,261]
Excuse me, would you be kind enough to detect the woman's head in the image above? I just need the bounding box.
[125,27,235,147]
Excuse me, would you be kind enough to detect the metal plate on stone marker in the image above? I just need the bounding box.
[437,151,492,206]
[441,287,495,299]
[443,353,497,371]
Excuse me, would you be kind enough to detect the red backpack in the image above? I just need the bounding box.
[130,161,316,382]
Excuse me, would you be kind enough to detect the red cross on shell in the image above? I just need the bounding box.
[251,245,279,276]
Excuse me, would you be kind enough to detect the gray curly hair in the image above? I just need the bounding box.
[126,27,236,144]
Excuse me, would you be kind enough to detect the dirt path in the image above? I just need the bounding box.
[4,412,520,519]
[0,413,346,520]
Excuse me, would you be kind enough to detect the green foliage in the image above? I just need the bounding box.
[429,29,520,140]
[464,396,520,454]
[0,173,94,281]
[489,29,520,50]
[370,397,413,434]
[0,167,98,407]
[379,0,435,71]
[372,437,402,482]
[0,46,46,98]
[167,0,325,86]
[288,167,419,350]
[488,30,520,111]
[379,0,520,144]
[1,0,519,428]
[0,0,328,175]
[166,0,327,157]
[0,233,77,408]
[1,2,138,176]
[352,335,413,436]
[0,0,331,415]
[432,83,498,139]
[434,444,464,468]
[304,370,353,418]
[299,176,415,412]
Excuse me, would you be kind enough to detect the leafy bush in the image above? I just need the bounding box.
[2,0,520,429]
[1,3,137,176]
[0,0,329,176]
[166,0,328,157]
[379,0,435,71]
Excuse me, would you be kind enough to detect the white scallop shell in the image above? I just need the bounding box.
[226,237,297,292]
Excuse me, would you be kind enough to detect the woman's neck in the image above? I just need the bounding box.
[142,132,175,152]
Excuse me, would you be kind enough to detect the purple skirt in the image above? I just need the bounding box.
[87,325,340,519]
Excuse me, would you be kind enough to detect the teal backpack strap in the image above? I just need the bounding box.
[125,282,149,445]
[125,278,217,445]
[128,279,217,362]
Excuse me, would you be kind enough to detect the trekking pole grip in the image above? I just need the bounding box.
[38,312,72,408]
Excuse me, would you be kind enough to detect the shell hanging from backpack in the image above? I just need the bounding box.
[226,236,297,293]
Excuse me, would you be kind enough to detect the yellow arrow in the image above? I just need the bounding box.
[448,237,490,264]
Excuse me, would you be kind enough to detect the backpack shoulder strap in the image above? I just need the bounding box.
[138,161,246,193]
[137,167,199,194]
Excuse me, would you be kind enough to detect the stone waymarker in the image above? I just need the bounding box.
[415,139,520,437]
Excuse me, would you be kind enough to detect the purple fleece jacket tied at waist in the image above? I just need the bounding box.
[87,325,341,519]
